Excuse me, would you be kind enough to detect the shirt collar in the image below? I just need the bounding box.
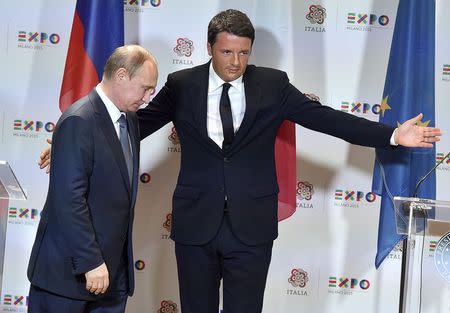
[96,84,123,123]
[208,62,243,93]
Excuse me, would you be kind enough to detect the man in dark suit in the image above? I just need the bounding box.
[135,9,441,313]
[28,45,158,313]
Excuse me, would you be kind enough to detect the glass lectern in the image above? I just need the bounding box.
[394,196,450,313]
[0,161,26,296]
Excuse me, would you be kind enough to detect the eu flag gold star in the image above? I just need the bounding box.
[397,116,431,127]
[417,119,431,127]
[380,96,391,117]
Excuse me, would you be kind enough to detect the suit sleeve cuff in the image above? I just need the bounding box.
[390,128,399,146]
[71,255,104,275]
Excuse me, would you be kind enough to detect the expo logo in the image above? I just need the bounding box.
[444,65,450,80]
[8,208,41,220]
[18,31,60,44]
[347,13,389,26]
[135,260,146,271]
[140,173,151,183]
[436,153,450,165]
[329,277,370,290]
[341,101,382,115]
[123,0,161,7]
[14,120,55,133]
[3,294,28,306]
[335,189,377,203]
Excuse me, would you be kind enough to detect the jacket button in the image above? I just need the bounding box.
[224,157,229,162]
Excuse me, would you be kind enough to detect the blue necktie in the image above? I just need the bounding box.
[220,83,234,150]
[118,115,133,186]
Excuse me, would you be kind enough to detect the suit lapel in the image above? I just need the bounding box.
[192,62,223,155]
[192,63,209,138]
[231,65,261,150]
[90,90,131,195]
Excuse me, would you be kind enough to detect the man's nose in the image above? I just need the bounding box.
[231,53,240,66]
[143,89,152,103]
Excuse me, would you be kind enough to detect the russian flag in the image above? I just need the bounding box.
[59,0,124,112]
[275,121,296,221]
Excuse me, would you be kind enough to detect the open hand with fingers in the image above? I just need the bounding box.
[395,113,442,148]
[85,262,109,295]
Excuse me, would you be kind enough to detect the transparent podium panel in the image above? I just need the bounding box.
[0,161,27,200]
[0,161,26,298]
[394,197,450,313]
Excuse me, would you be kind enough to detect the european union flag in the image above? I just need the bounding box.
[372,0,436,268]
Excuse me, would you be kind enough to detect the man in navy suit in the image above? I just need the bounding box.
[39,10,441,313]
[28,45,158,313]
[135,9,441,313]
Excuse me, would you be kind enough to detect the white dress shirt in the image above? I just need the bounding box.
[96,85,123,139]
[207,63,246,148]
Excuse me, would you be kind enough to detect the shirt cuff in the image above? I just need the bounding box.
[390,128,398,146]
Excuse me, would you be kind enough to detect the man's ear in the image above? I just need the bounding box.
[115,67,128,82]
[207,42,212,56]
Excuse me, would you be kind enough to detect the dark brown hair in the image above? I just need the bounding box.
[207,9,255,46]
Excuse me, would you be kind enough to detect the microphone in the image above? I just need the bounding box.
[413,151,450,198]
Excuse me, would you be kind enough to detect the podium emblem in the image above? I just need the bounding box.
[434,231,450,284]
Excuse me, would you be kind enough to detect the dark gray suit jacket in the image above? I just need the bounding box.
[27,89,140,300]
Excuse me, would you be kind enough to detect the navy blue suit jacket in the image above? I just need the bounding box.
[27,89,140,300]
[137,61,395,246]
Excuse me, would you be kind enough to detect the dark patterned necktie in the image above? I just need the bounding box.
[118,114,133,186]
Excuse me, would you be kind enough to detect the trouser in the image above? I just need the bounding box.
[175,213,273,313]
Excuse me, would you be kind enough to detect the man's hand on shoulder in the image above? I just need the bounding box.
[395,113,442,148]
[38,138,52,173]
[85,262,109,295]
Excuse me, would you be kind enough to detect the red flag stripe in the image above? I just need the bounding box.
[59,11,99,112]
[275,121,296,221]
